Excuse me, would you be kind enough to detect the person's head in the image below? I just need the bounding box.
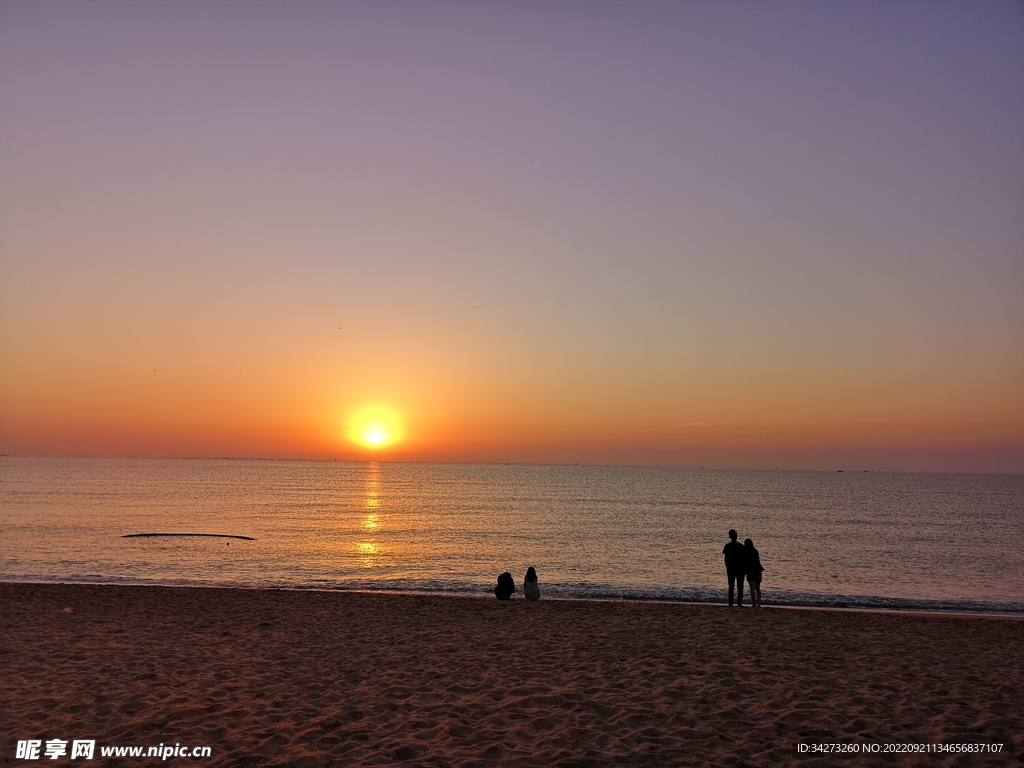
[526,566,537,583]
[729,529,737,541]
[744,538,754,549]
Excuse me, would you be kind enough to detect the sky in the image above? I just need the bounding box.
[1,0,1022,472]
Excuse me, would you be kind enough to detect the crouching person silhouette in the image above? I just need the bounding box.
[495,571,516,600]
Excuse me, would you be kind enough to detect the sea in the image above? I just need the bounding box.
[2,457,1022,614]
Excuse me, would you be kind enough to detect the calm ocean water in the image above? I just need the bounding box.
[2,457,1022,613]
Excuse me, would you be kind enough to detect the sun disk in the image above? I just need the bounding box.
[348,406,403,450]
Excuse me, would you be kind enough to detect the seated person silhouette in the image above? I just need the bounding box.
[494,571,516,600]
[523,566,540,601]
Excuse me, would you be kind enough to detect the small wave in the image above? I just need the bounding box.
[3,573,1022,616]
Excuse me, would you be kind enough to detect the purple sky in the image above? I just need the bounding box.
[1,1,1022,471]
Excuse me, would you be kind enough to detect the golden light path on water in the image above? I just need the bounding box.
[357,462,383,568]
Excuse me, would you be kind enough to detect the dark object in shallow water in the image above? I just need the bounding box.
[123,533,255,541]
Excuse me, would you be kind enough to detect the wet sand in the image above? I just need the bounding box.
[2,583,1022,766]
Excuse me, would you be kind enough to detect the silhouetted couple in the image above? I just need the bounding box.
[495,567,540,600]
[723,529,764,608]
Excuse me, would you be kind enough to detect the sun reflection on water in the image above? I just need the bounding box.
[365,462,380,510]
[357,462,384,567]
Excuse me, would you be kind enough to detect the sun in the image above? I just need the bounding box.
[348,406,403,450]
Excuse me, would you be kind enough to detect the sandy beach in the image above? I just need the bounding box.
[2,584,1022,767]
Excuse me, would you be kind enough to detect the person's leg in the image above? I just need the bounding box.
[737,573,744,606]
[727,572,735,606]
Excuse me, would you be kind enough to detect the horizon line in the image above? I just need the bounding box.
[2,454,1020,477]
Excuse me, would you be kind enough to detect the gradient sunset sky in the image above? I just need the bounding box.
[1,1,1022,472]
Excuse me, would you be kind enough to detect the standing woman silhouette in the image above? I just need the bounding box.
[744,539,764,608]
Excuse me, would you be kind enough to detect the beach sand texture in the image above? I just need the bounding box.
[2,584,1022,767]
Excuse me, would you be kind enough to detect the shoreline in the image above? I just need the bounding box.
[3,576,1022,619]
[4,582,1022,766]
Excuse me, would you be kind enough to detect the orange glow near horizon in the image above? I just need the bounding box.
[2,3,1023,475]
[348,406,404,451]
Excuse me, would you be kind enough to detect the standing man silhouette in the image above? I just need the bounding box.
[723,529,746,607]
